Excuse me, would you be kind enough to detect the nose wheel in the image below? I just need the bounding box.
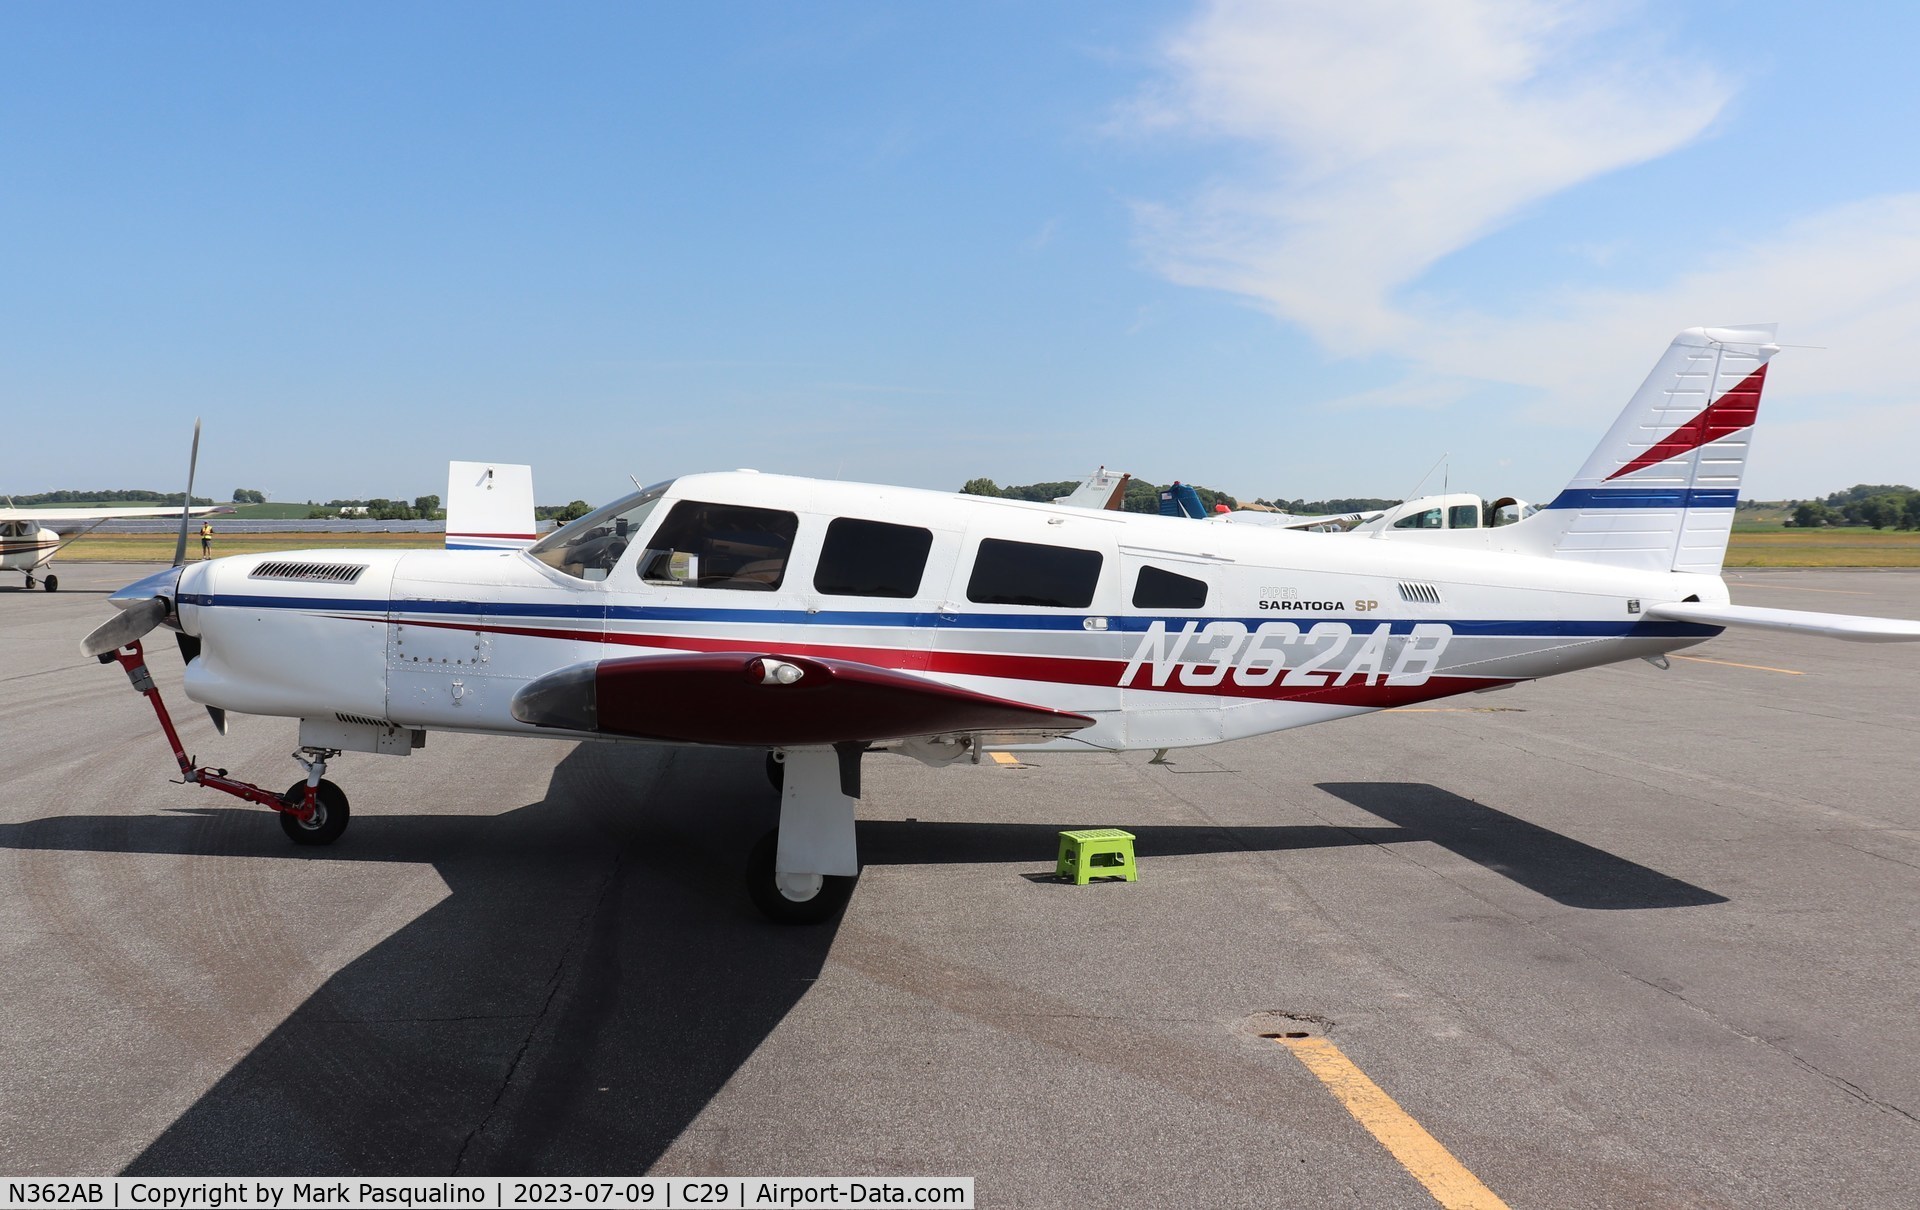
[280,778,350,845]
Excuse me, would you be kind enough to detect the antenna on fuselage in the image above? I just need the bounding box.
[1375,451,1450,538]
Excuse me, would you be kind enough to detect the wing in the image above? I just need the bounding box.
[0,505,231,533]
[511,651,1095,746]
[1645,601,1920,642]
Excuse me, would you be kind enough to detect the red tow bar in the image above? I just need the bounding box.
[109,640,317,822]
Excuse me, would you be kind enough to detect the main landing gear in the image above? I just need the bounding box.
[748,745,863,925]
[25,572,55,591]
[103,639,351,845]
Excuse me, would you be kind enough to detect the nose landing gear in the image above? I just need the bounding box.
[103,639,352,845]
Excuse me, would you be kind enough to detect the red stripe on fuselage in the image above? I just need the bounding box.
[1606,364,1766,482]
[374,615,1517,710]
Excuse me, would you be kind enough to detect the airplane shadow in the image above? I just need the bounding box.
[0,753,1723,1175]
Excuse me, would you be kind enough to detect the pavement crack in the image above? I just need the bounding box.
[450,846,629,1175]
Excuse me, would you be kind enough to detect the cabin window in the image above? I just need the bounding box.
[528,483,670,580]
[638,500,800,591]
[1393,507,1444,530]
[1448,504,1480,529]
[1132,565,1208,609]
[966,538,1102,608]
[814,518,933,599]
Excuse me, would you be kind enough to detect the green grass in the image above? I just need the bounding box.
[1725,528,1920,567]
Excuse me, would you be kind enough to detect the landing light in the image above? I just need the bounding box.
[748,658,805,686]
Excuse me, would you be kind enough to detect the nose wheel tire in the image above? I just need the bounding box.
[280,779,350,845]
[746,829,854,925]
[43,575,57,592]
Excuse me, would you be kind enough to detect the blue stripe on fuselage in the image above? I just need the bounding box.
[176,591,1718,639]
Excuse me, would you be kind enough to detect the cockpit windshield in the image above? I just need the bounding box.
[527,481,673,580]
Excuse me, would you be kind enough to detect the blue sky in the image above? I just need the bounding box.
[5,1,1919,507]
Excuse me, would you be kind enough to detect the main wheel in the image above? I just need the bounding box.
[280,779,350,845]
[746,829,854,925]
[765,751,785,793]
[43,574,57,592]
[23,575,32,589]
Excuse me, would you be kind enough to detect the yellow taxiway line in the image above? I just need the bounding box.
[1669,653,1804,675]
[1278,1036,1510,1210]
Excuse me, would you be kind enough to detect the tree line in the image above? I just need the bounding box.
[1788,484,1920,530]
[302,495,443,521]
[6,489,216,506]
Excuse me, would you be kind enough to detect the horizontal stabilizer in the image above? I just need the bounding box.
[511,651,1097,745]
[1644,601,1920,643]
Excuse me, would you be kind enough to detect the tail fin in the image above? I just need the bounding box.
[445,461,538,552]
[1533,325,1779,574]
[1054,467,1132,511]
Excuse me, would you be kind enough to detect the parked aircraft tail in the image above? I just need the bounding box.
[1529,325,1779,575]
[446,461,539,551]
[1053,467,1132,511]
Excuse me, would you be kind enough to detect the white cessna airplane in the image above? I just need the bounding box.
[4,421,228,592]
[81,325,1920,922]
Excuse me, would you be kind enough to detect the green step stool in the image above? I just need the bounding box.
[1056,828,1138,885]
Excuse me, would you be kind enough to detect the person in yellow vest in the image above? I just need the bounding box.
[200,520,213,559]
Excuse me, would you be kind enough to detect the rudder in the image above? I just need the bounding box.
[1532,325,1779,574]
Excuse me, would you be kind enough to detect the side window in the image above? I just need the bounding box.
[1393,508,1443,530]
[967,538,1102,608]
[814,518,933,599]
[638,500,799,591]
[1448,504,1480,529]
[1132,565,1207,609]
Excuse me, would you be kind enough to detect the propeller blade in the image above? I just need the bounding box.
[206,706,228,736]
[79,596,170,658]
[173,417,202,568]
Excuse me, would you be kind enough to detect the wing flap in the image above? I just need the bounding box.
[511,651,1096,745]
[1645,601,1920,642]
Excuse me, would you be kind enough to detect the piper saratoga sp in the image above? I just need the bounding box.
[82,325,1920,921]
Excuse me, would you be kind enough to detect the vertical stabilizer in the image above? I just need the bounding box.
[1533,325,1779,574]
[446,461,539,551]
[1053,467,1132,511]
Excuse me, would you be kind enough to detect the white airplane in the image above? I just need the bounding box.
[80,325,1920,924]
[3,422,227,592]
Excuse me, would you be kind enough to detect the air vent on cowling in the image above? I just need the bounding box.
[251,561,367,584]
[1398,582,1442,604]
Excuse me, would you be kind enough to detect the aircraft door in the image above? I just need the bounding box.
[935,519,1125,744]
[1113,552,1228,749]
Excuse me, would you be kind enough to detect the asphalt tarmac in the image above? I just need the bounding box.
[3,563,1918,1207]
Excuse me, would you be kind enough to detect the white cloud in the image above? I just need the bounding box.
[1125,1,1920,496]
[1125,0,1729,352]
[1420,195,1920,417]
